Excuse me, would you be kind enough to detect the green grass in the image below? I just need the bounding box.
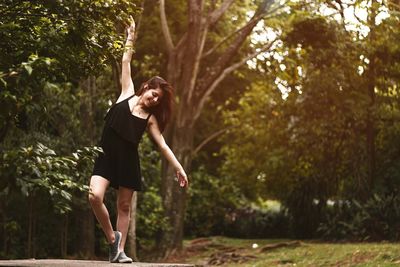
[180,237,400,266]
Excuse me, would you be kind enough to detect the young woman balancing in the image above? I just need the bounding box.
[88,17,189,263]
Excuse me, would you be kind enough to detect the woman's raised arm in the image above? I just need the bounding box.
[121,16,136,96]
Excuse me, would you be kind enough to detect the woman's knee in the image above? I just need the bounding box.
[88,175,108,206]
[117,200,131,214]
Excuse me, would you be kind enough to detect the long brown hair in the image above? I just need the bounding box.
[136,76,173,132]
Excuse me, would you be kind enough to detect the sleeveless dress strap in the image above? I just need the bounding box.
[146,113,152,121]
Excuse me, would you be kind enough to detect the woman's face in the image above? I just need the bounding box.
[143,87,163,108]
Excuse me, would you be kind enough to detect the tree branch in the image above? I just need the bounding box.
[353,8,366,25]
[201,22,244,59]
[325,0,346,25]
[132,0,146,43]
[160,0,175,53]
[192,126,236,156]
[194,39,278,121]
[207,0,235,28]
[176,32,188,50]
[181,0,206,106]
[187,25,208,104]
[111,56,121,93]
[202,0,286,60]
[194,12,263,103]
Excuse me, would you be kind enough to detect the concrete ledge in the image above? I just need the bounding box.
[0,259,195,267]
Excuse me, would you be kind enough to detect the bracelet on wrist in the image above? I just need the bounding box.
[123,46,135,53]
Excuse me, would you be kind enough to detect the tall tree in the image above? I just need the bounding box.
[157,0,280,255]
[219,0,400,237]
[76,76,97,258]
[364,0,378,198]
[0,0,140,258]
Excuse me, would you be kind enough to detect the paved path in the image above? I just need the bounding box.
[0,259,196,267]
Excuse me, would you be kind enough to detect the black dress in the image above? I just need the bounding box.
[92,95,151,191]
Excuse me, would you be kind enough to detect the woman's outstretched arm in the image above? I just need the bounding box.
[147,116,189,188]
[121,16,135,96]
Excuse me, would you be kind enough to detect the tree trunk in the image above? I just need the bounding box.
[27,193,34,258]
[60,214,68,257]
[76,76,97,258]
[127,192,138,261]
[159,121,193,257]
[32,199,37,258]
[75,207,95,258]
[0,201,6,255]
[157,0,274,256]
[365,0,378,199]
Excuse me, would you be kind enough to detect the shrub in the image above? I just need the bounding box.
[223,205,291,238]
[318,194,400,241]
[185,167,240,237]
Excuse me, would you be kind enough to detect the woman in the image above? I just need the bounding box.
[88,17,189,263]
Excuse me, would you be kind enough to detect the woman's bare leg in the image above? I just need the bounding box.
[116,186,134,251]
[88,175,116,244]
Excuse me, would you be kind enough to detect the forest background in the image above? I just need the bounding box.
[1,0,400,261]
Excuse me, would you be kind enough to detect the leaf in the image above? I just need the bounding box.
[60,190,72,201]
[23,64,33,75]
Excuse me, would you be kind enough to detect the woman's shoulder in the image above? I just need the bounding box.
[147,113,158,125]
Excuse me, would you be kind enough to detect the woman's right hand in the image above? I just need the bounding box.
[126,15,136,39]
[176,169,189,188]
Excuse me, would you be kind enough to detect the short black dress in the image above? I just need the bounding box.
[92,94,151,191]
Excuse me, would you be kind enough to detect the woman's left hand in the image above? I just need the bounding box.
[176,169,189,188]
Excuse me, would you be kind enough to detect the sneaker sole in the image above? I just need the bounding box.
[110,252,121,263]
[118,259,133,263]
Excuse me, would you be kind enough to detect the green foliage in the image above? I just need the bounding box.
[0,0,399,259]
[220,7,400,239]
[0,0,140,141]
[137,186,168,241]
[185,167,241,237]
[0,142,100,213]
[223,205,291,238]
[285,16,337,49]
[137,135,168,243]
[220,80,286,200]
[318,194,400,241]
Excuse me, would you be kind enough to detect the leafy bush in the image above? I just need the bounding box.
[0,142,99,213]
[137,186,168,241]
[136,135,168,246]
[318,194,400,241]
[185,168,291,238]
[185,167,240,237]
[223,204,291,238]
[0,142,100,258]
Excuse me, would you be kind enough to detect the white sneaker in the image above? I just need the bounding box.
[117,251,133,263]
